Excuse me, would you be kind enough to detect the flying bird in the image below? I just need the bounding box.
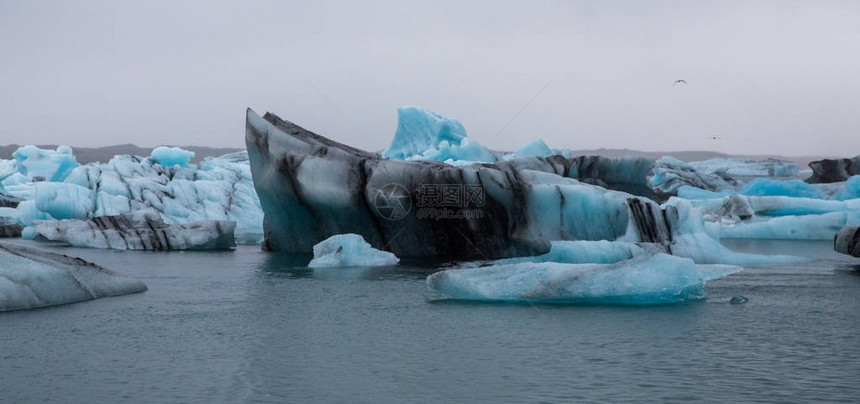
[710,136,721,140]
[673,80,687,85]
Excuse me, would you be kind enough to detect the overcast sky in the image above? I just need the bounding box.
[1,0,858,156]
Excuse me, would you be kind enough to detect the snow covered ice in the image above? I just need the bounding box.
[0,241,147,311]
[427,253,741,305]
[308,234,399,268]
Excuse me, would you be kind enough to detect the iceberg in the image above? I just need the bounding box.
[693,194,860,240]
[0,242,147,311]
[308,233,399,268]
[514,139,555,158]
[805,156,860,183]
[834,226,860,257]
[246,108,695,259]
[149,146,195,167]
[688,158,799,178]
[31,209,236,250]
[649,157,737,201]
[382,106,499,164]
[246,108,804,266]
[427,253,741,305]
[740,178,825,199]
[12,145,79,182]
[0,147,263,244]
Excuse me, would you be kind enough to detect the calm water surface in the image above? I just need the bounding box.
[1,239,859,403]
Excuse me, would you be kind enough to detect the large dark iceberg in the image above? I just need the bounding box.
[806,156,860,184]
[245,109,703,260]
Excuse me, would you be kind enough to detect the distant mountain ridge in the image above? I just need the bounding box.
[0,144,243,164]
[567,148,830,168]
[0,144,831,168]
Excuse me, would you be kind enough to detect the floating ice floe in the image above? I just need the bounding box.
[32,208,236,250]
[427,253,741,305]
[308,234,399,268]
[0,242,147,311]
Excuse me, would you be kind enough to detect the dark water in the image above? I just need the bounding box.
[2,240,859,403]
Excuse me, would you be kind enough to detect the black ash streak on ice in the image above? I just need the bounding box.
[245,108,679,260]
[33,211,236,251]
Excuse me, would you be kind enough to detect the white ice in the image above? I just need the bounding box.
[427,253,741,305]
[308,234,399,268]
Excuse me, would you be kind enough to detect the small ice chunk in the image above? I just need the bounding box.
[427,253,741,305]
[150,146,195,167]
[730,295,749,304]
[308,234,399,268]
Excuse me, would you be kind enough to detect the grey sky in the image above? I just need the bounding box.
[1,0,858,156]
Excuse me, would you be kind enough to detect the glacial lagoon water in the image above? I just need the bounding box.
[2,240,859,403]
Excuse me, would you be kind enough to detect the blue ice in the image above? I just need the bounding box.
[12,145,79,182]
[150,146,195,167]
[382,106,498,164]
[741,178,825,199]
[427,253,741,305]
[308,234,399,268]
